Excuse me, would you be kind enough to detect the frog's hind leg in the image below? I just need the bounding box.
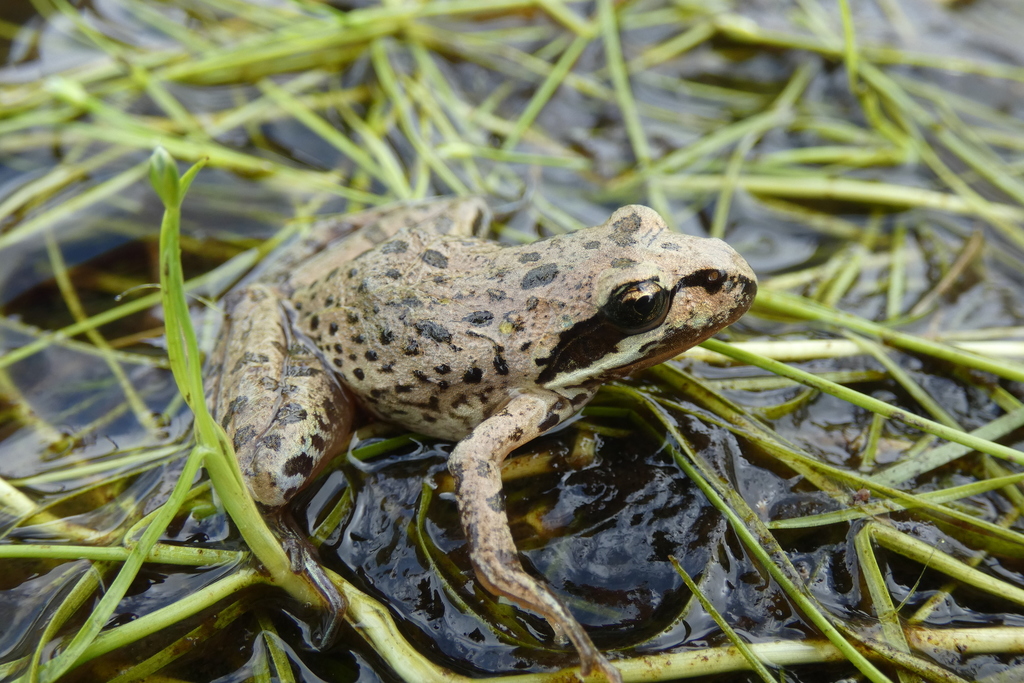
[207,283,355,508]
[447,392,622,683]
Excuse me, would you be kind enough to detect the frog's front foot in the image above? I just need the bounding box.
[448,393,623,683]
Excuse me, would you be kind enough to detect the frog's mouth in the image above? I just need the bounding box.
[537,274,757,388]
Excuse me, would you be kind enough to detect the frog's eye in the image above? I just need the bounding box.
[603,279,670,334]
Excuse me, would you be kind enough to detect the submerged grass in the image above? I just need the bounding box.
[2,0,1024,681]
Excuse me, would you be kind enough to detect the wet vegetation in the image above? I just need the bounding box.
[3,0,1024,681]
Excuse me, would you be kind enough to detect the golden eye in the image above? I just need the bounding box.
[602,279,670,334]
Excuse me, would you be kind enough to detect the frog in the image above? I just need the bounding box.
[204,198,758,683]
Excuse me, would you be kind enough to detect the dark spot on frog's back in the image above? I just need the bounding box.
[611,258,637,268]
[612,211,642,246]
[493,351,508,375]
[415,320,452,343]
[521,263,558,290]
[585,240,600,250]
[286,365,321,377]
[422,249,449,269]
[310,433,326,453]
[381,239,409,254]
[518,252,541,263]
[487,288,506,301]
[463,367,483,383]
[283,453,315,478]
[233,425,257,450]
[463,311,493,326]
[232,352,269,373]
[226,395,248,418]
[259,434,282,451]
[278,403,308,424]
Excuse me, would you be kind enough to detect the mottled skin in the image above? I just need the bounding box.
[206,199,757,682]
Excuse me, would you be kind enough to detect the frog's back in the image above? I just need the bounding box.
[294,228,538,438]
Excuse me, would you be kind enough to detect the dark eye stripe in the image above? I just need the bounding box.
[534,315,626,384]
[678,268,727,294]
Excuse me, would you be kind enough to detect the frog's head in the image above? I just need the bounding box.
[535,205,757,389]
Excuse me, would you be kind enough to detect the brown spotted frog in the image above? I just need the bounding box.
[205,199,757,682]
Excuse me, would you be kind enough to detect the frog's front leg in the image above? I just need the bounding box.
[447,392,622,683]
[208,283,355,507]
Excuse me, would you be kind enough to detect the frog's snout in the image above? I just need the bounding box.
[733,272,757,307]
[736,257,758,306]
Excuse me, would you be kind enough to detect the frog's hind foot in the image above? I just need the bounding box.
[277,525,347,650]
